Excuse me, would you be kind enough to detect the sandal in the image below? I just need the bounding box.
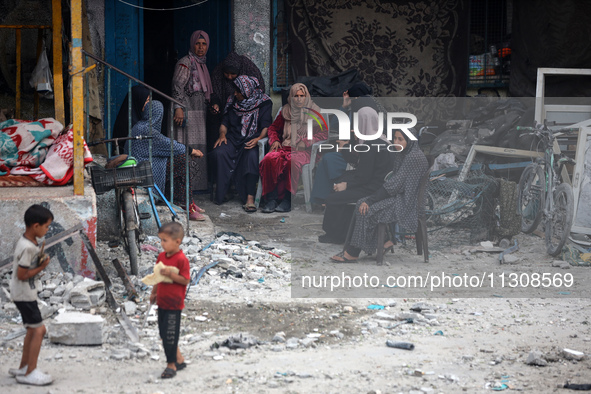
[330,251,358,263]
[190,202,205,214]
[161,367,176,379]
[175,362,187,371]
[242,203,257,213]
[189,211,206,221]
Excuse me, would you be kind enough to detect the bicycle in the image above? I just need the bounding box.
[87,136,155,275]
[516,122,577,256]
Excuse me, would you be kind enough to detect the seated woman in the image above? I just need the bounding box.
[330,129,428,262]
[310,81,381,205]
[208,52,266,153]
[210,75,272,210]
[259,83,327,213]
[317,107,394,244]
[124,85,205,221]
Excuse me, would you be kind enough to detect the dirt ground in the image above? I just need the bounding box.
[1,195,591,393]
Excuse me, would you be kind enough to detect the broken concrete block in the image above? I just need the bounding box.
[525,350,547,366]
[123,301,137,316]
[49,312,104,345]
[563,348,585,361]
[69,279,105,310]
[53,284,66,297]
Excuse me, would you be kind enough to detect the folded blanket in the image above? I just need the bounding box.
[10,125,93,185]
[0,118,63,175]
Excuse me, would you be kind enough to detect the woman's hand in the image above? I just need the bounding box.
[191,149,204,158]
[214,135,227,148]
[270,141,281,152]
[245,137,260,150]
[333,182,347,192]
[174,108,184,126]
[359,201,369,215]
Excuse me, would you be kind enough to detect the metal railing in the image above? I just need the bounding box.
[81,50,191,228]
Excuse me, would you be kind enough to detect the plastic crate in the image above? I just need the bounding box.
[90,161,154,195]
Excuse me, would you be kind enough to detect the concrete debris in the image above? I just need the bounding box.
[562,348,585,361]
[525,350,548,366]
[69,279,106,310]
[48,312,104,345]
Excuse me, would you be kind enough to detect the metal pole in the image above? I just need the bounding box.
[128,80,132,153]
[170,102,174,203]
[15,29,21,119]
[85,55,90,142]
[52,0,65,125]
[71,0,84,195]
[148,91,153,165]
[107,67,111,156]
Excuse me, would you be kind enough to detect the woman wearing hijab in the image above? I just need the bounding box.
[207,52,266,153]
[318,107,394,243]
[210,75,272,210]
[124,86,205,221]
[259,83,328,213]
[112,85,151,153]
[171,30,213,193]
[330,129,428,262]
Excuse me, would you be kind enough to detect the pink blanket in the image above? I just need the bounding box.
[1,119,93,185]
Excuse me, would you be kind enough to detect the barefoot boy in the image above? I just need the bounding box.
[9,204,54,386]
[150,222,190,379]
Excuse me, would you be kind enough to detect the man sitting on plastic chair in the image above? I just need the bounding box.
[258,83,327,213]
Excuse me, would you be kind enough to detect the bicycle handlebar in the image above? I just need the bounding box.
[87,135,154,147]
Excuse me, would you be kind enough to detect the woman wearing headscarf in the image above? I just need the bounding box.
[310,82,383,205]
[112,85,151,153]
[207,52,266,153]
[317,107,394,243]
[330,129,428,262]
[123,86,205,221]
[259,83,328,213]
[210,75,272,210]
[171,30,213,193]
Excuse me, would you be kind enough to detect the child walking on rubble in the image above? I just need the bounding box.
[9,204,54,386]
[150,222,190,379]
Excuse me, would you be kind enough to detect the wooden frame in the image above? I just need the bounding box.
[535,68,591,125]
[570,121,591,235]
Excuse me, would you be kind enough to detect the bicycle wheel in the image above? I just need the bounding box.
[545,183,574,256]
[121,190,140,275]
[517,164,545,234]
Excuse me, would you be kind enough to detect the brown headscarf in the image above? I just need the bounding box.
[281,83,320,147]
[188,30,213,100]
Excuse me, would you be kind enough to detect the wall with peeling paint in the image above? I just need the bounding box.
[233,0,272,94]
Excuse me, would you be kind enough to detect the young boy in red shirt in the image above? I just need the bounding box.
[9,204,54,386]
[149,222,190,379]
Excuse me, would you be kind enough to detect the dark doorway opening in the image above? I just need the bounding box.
[143,0,231,135]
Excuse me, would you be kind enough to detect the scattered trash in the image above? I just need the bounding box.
[367,304,385,310]
[386,340,415,350]
[499,239,519,264]
[280,217,285,223]
[559,292,571,295]
[195,316,207,322]
[434,330,444,336]
[140,244,159,253]
[268,252,281,259]
[564,383,591,390]
[492,383,509,391]
[212,333,261,350]
[258,277,265,283]
[219,213,231,218]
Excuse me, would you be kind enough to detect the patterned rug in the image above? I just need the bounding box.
[286,0,469,97]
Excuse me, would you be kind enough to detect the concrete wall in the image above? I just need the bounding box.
[0,185,98,278]
[232,0,271,94]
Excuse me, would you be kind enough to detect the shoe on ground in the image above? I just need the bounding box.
[15,369,53,386]
[261,200,278,213]
[189,211,206,221]
[275,199,291,213]
[190,202,205,214]
[9,365,27,377]
[318,234,345,244]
